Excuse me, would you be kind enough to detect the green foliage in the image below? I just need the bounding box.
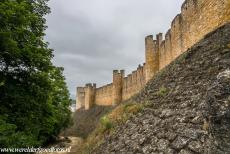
[80,103,145,153]
[99,103,144,132]
[0,0,71,150]
[156,86,168,96]
[0,81,4,86]
[123,103,144,113]
[100,116,113,131]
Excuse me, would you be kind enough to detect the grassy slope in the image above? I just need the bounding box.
[62,105,114,139]
[91,23,230,153]
[79,102,146,153]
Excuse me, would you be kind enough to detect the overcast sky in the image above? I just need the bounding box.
[45,0,184,98]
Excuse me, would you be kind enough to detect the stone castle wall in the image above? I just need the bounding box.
[95,83,113,106]
[76,87,85,109]
[76,0,230,110]
[122,64,146,101]
[159,0,230,69]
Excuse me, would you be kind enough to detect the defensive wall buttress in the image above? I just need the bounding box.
[76,0,230,110]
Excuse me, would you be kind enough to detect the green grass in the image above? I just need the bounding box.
[156,86,168,96]
[79,102,146,154]
[100,116,113,132]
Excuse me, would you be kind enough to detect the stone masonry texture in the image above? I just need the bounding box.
[93,22,230,154]
[77,0,230,110]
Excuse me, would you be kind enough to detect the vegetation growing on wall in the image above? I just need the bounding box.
[79,102,146,153]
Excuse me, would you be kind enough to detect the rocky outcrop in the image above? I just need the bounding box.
[204,69,230,153]
[93,23,230,154]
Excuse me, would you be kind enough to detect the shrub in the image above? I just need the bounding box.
[156,86,168,96]
[100,116,113,131]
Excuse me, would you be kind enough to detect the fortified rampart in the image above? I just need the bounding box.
[76,0,230,110]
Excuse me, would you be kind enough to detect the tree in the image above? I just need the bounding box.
[0,0,71,148]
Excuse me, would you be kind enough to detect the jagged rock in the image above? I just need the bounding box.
[166,131,177,141]
[188,140,203,153]
[178,149,194,154]
[159,109,174,118]
[191,115,202,124]
[157,139,170,151]
[142,145,154,153]
[93,24,230,154]
[138,135,147,145]
[179,128,200,139]
[165,148,176,154]
[171,136,189,150]
[203,69,230,153]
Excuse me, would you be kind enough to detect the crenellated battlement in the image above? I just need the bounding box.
[76,0,230,110]
[181,0,198,14]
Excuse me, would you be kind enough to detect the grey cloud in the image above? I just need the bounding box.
[45,0,184,98]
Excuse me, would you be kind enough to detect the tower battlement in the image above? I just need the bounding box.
[76,0,230,110]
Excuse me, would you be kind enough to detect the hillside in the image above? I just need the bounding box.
[63,106,114,139]
[92,23,230,153]
[38,106,114,153]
